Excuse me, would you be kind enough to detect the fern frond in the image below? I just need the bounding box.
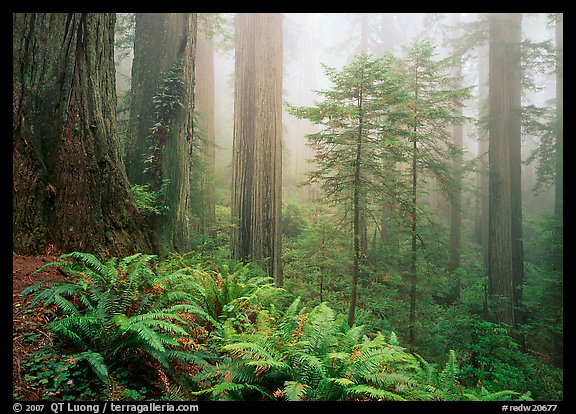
[336,323,366,351]
[128,312,187,326]
[190,381,267,400]
[164,350,212,366]
[439,349,460,390]
[403,388,438,401]
[24,282,84,314]
[346,384,406,401]
[287,349,326,386]
[283,381,307,401]
[413,353,434,384]
[388,331,400,346]
[73,351,110,385]
[47,320,89,349]
[284,297,305,318]
[463,387,521,401]
[48,315,101,347]
[301,302,336,354]
[60,252,115,282]
[164,303,219,327]
[328,377,354,387]
[123,323,167,353]
[118,252,153,268]
[222,341,275,361]
[244,358,291,374]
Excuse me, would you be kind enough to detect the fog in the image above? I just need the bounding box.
[115,12,558,214]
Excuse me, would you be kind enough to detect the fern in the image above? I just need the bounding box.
[22,251,215,397]
[439,349,460,392]
[190,381,270,401]
[463,387,521,401]
[198,299,439,401]
[283,381,307,401]
[73,351,110,386]
[346,384,407,401]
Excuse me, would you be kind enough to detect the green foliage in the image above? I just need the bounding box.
[144,60,185,187]
[21,348,100,400]
[158,254,287,330]
[523,105,559,195]
[287,52,407,217]
[196,299,437,401]
[454,320,560,400]
[22,252,215,399]
[129,180,171,216]
[283,212,350,309]
[281,203,307,239]
[19,249,552,401]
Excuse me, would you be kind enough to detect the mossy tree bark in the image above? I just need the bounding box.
[126,13,197,256]
[231,13,283,286]
[13,13,150,257]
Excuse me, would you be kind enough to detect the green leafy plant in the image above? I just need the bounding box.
[22,252,213,399]
[193,299,437,401]
[158,255,287,330]
[129,180,170,217]
[144,60,185,189]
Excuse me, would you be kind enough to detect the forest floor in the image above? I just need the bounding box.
[12,250,66,400]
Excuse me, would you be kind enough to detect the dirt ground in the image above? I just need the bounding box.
[12,250,67,400]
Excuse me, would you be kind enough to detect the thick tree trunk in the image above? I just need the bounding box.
[126,13,197,256]
[196,21,216,236]
[231,13,283,286]
[508,13,525,349]
[487,13,520,328]
[13,13,150,257]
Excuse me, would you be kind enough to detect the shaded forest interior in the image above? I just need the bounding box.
[13,13,563,403]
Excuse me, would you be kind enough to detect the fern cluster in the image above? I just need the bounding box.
[22,252,213,399]
[22,251,535,401]
[190,295,534,401]
[193,298,433,401]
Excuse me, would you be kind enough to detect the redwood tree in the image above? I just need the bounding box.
[487,13,524,329]
[125,13,197,256]
[195,15,217,236]
[13,13,150,257]
[231,13,283,286]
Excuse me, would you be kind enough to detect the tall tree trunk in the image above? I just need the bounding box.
[448,14,463,283]
[508,13,525,348]
[126,13,197,256]
[552,12,563,369]
[347,78,365,327]
[13,13,150,257]
[409,124,418,351]
[554,13,563,219]
[231,13,283,286]
[196,18,216,236]
[473,44,490,269]
[487,13,522,329]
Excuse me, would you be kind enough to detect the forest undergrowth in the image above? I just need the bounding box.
[12,202,562,402]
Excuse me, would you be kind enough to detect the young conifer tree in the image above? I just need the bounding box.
[288,53,406,327]
[394,40,472,350]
